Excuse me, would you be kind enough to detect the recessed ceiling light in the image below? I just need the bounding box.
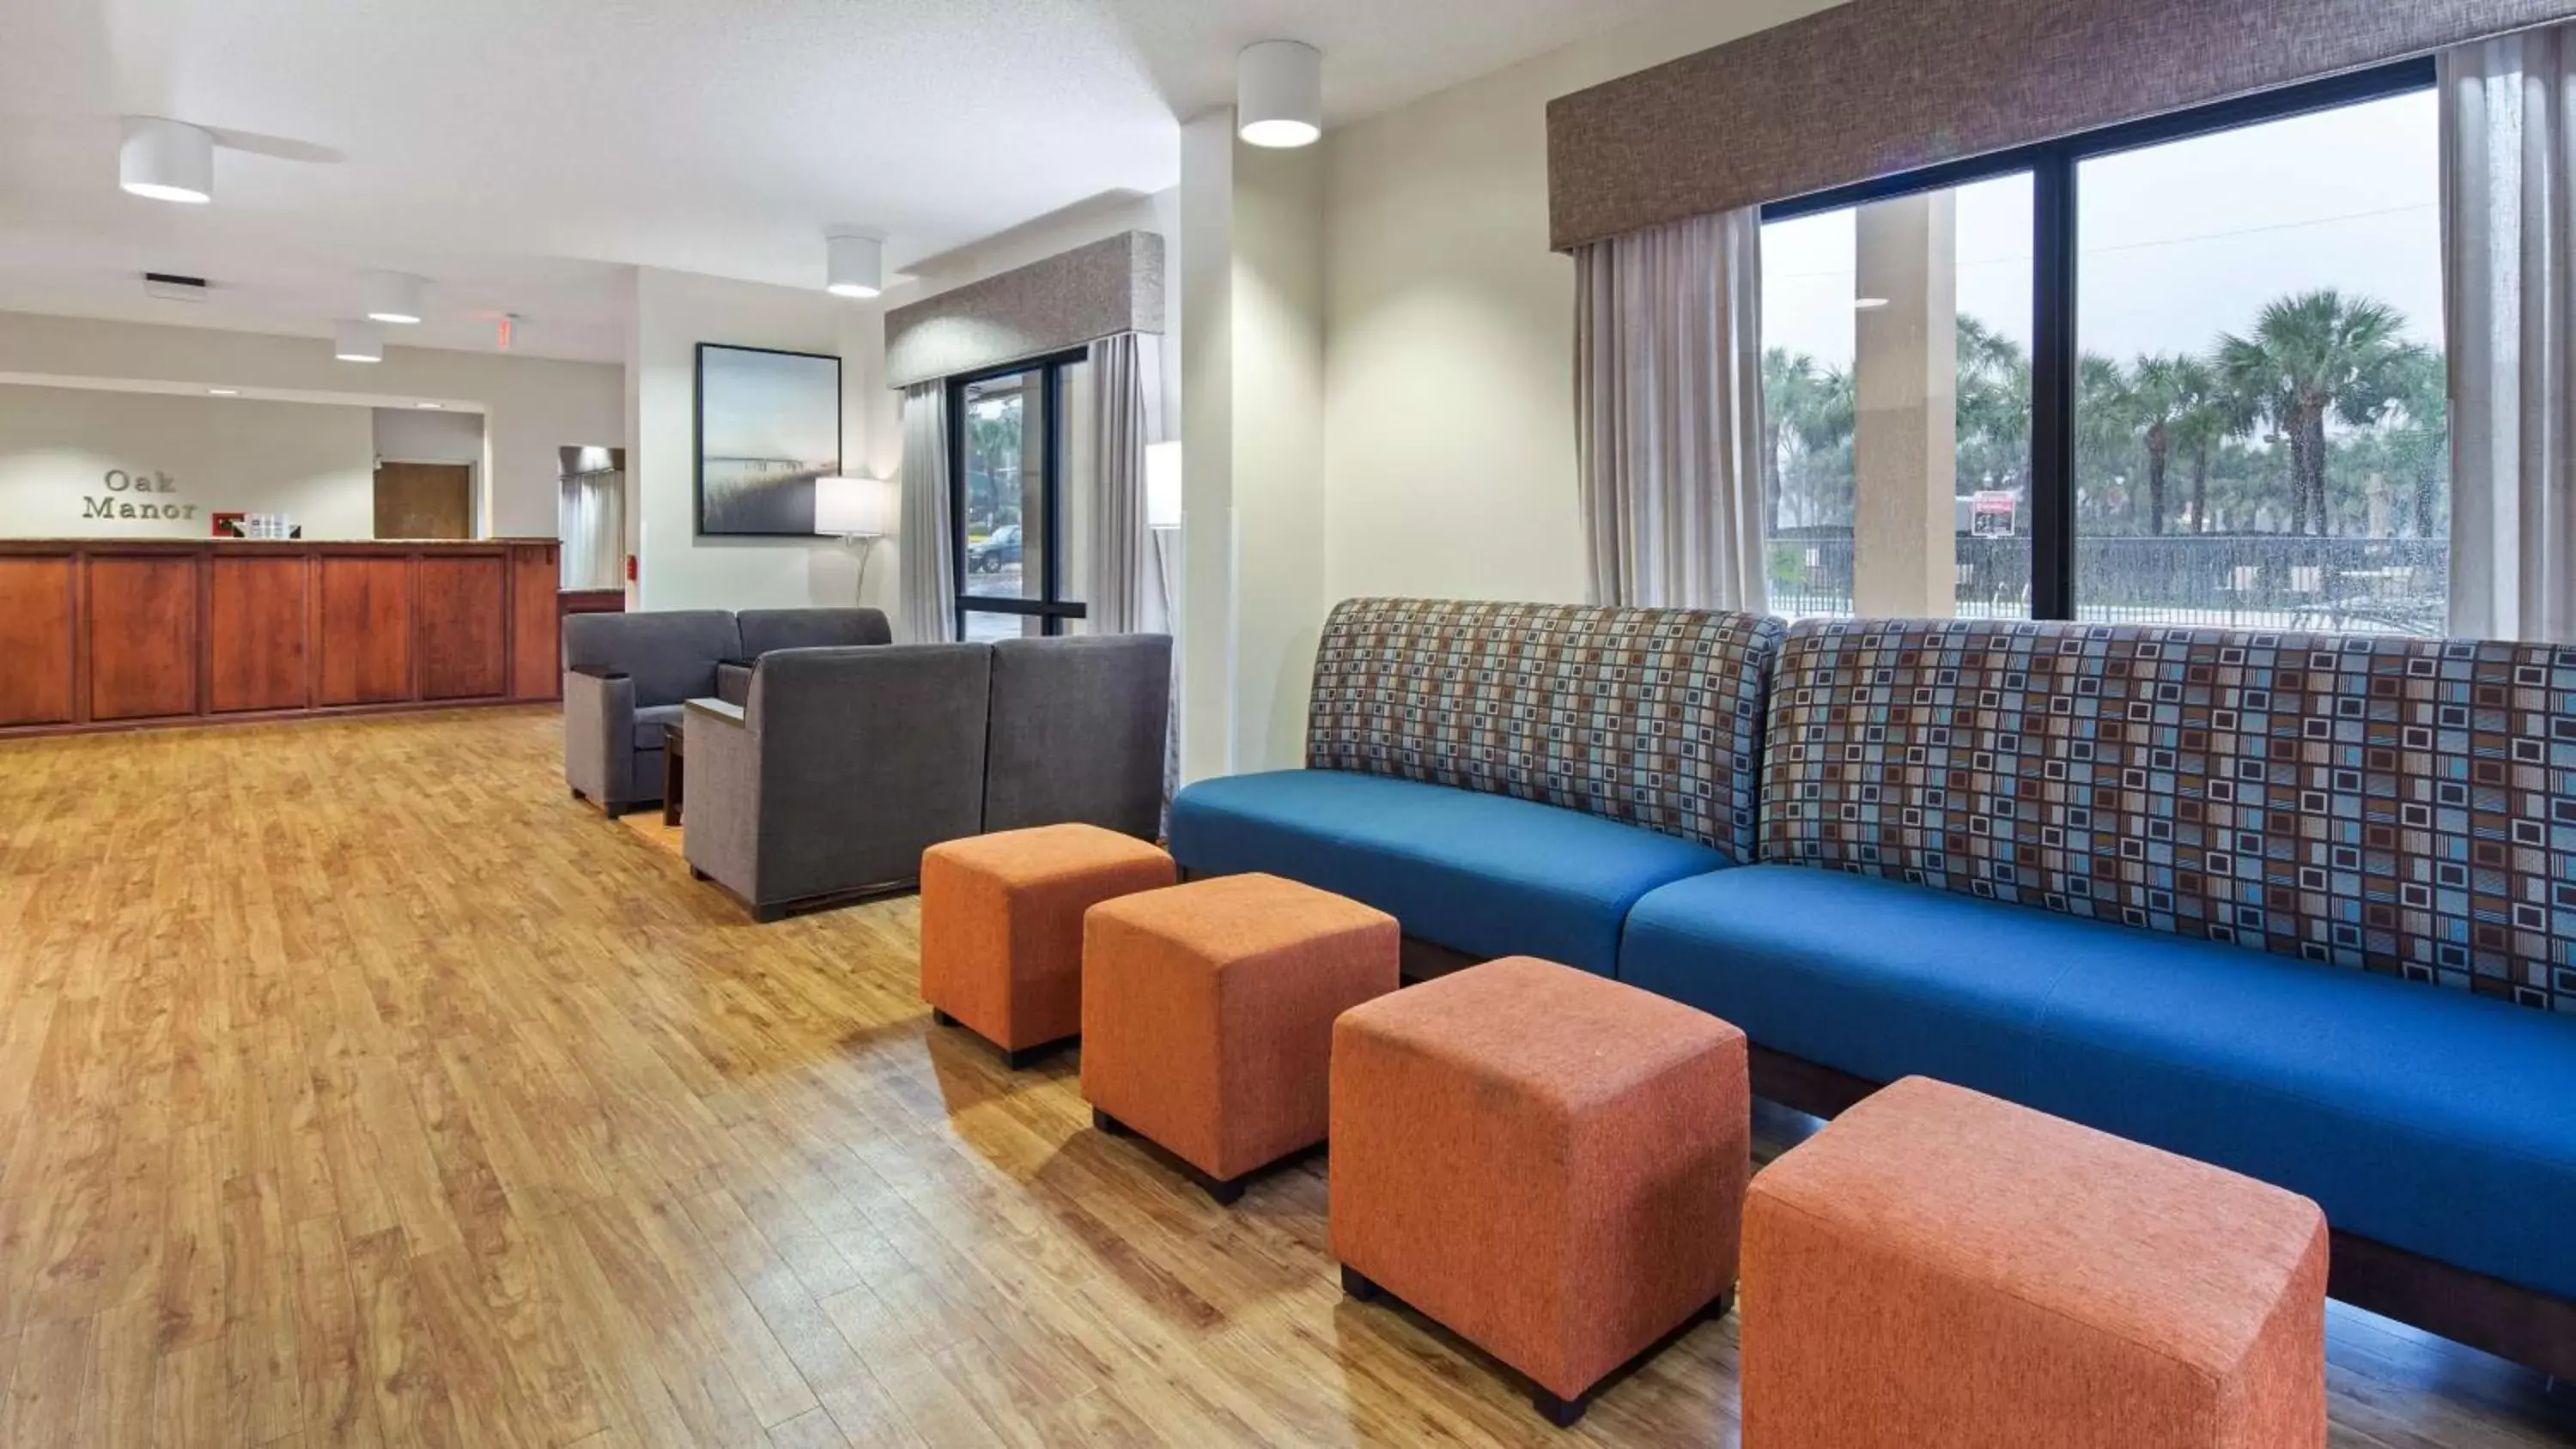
[208,387,240,396]
[1238,41,1322,149]
[1855,296,1892,311]
[334,319,384,363]
[827,232,883,299]
[362,270,426,324]
[119,118,214,204]
[415,402,443,409]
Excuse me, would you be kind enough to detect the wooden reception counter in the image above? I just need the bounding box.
[0,537,563,736]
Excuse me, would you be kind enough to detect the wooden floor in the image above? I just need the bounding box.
[0,707,2570,1447]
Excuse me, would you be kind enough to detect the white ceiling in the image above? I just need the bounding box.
[0,0,1680,364]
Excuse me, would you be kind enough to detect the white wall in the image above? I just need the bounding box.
[0,311,620,540]
[0,383,374,538]
[626,265,880,611]
[1318,0,1837,606]
[372,406,485,465]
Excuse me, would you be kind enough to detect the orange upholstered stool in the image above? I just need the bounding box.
[1330,956,1748,1427]
[1744,1076,2329,1449]
[1082,873,1398,1203]
[918,824,1174,1068]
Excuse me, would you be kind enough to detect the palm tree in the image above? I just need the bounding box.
[1763,349,1856,530]
[1956,316,2032,493]
[2381,347,2449,537]
[2077,353,2141,530]
[2165,356,2247,534]
[2116,355,2198,536]
[2215,290,2422,537]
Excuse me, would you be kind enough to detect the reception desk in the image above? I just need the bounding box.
[0,537,562,736]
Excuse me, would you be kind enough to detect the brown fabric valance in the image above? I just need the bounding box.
[883,230,1164,391]
[1546,0,2575,252]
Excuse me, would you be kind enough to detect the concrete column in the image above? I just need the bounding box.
[1851,191,1958,618]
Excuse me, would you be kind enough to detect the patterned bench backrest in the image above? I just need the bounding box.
[1763,617,2576,1014]
[1307,597,1785,862]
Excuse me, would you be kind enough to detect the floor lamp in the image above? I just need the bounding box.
[815,475,896,604]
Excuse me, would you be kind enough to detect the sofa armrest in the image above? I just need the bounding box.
[567,664,630,681]
[680,697,760,900]
[714,661,754,709]
[685,697,747,728]
[562,668,639,804]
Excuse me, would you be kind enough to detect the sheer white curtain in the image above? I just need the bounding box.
[1573,207,1769,612]
[1084,333,1159,634]
[2443,25,2576,642]
[896,382,957,643]
[558,469,623,590]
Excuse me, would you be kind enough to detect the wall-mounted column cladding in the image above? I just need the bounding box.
[882,230,1164,391]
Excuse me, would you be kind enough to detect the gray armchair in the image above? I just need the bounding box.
[562,610,743,815]
[715,607,894,706]
[683,644,993,920]
[983,634,1173,839]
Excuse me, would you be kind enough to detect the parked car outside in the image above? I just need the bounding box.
[969,524,1023,573]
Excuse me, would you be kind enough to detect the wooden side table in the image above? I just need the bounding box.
[661,721,685,827]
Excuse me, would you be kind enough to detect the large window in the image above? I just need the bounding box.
[951,350,1089,641]
[1759,60,2445,634]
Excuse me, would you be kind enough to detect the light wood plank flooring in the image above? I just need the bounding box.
[0,706,2569,1447]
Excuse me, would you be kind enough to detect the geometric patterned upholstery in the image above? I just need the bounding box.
[1763,617,2576,1014]
[1308,597,1785,863]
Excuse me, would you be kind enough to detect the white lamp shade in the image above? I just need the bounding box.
[1237,40,1321,149]
[362,270,426,324]
[119,118,214,203]
[1145,441,1182,530]
[827,233,883,299]
[815,475,895,537]
[333,320,383,363]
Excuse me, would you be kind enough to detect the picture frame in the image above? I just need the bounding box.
[693,342,843,537]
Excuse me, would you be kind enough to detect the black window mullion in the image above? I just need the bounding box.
[2030,146,2077,622]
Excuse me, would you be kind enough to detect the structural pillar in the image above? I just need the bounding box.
[1851,191,1959,618]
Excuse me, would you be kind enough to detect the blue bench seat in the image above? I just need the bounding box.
[1169,769,1732,976]
[1619,864,2576,1303]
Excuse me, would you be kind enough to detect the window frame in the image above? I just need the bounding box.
[947,347,1091,638]
[1758,57,2439,621]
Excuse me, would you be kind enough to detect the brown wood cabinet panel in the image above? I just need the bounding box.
[416,555,507,700]
[86,555,201,721]
[374,462,474,540]
[0,556,76,726]
[509,543,562,700]
[317,557,412,706]
[208,556,311,713]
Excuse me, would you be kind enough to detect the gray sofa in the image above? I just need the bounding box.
[716,608,894,706]
[982,634,1172,839]
[682,645,993,920]
[562,607,890,814]
[562,609,741,815]
[677,632,1174,919]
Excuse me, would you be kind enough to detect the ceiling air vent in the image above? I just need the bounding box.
[143,271,210,303]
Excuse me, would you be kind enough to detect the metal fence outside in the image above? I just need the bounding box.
[1766,532,2451,634]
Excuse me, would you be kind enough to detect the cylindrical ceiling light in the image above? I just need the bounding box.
[1237,40,1321,149]
[361,271,426,324]
[826,232,884,299]
[334,320,383,363]
[118,117,215,204]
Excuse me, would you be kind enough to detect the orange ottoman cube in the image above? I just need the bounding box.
[919,824,1174,1068]
[1082,873,1399,1203]
[1744,1076,2328,1449]
[1330,956,1748,1427]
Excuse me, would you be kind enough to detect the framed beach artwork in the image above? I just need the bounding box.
[694,343,842,537]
